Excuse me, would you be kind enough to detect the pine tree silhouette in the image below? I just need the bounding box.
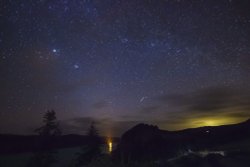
[74,122,102,166]
[35,110,61,136]
[27,110,61,167]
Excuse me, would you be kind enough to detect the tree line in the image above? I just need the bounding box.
[27,110,102,167]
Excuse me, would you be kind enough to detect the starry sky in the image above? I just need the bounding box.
[1,0,250,137]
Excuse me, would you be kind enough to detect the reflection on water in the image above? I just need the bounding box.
[108,141,113,153]
[168,149,226,162]
[107,138,113,153]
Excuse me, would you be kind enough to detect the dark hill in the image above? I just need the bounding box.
[113,119,250,162]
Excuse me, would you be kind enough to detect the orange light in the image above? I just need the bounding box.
[109,141,112,153]
[107,139,113,153]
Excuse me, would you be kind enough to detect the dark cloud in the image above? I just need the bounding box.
[227,112,250,118]
[190,87,234,112]
[136,86,250,130]
[60,117,95,134]
[159,87,248,110]
[61,117,141,137]
[157,94,191,107]
[140,105,159,114]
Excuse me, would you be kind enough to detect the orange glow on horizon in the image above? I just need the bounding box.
[188,116,246,128]
[161,116,247,131]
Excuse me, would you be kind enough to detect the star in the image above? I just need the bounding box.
[73,64,79,69]
[121,38,129,43]
[150,42,156,47]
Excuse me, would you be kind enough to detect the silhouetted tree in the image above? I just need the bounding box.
[27,110,61,167]
[35,110,61,136]
[74,122,102,166]
[86,122,102,156]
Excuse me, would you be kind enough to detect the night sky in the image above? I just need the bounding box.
[1,0,250,137]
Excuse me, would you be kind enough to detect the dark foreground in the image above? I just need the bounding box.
[0,119,250,167]
[0,139,250,167]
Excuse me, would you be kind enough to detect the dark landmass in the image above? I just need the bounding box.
[0,134,119,155]
[113,119,250,162]
[1,119,249,159]
[1,119,250,167]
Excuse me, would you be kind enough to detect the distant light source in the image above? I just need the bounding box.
[204,120,216,126]
[108,139,112,153]
[108,141,112,153]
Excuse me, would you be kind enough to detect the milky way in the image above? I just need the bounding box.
[1,0,250,136]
